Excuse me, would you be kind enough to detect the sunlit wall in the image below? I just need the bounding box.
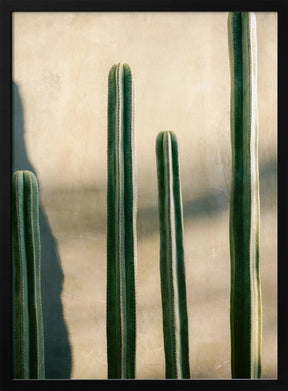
[13,12,277,379]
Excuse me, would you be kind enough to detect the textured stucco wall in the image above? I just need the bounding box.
[13,12,277,379]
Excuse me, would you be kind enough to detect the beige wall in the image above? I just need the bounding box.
[13,12,277,379]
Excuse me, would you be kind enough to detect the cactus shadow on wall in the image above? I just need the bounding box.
[137,157,277,239]
[12,81,72,379]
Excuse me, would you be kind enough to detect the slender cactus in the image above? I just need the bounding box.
[156,131,190,379]
[228,12,262,378]
[106,63,137,379]
[12,170,45,379]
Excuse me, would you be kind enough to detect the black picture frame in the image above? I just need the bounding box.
[0,0,287,390]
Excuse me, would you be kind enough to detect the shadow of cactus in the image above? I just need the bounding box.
[12,81,72,379]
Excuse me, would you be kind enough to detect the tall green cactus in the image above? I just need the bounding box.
[228,12,262,378]
[12,170,45,379]
[156,131,190,379]
[106,63,137,379]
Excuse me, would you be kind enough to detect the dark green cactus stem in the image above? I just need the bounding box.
[12,170,45,379]
[156,131,190,379]
[106,63,137,379]
[228,12,262,379]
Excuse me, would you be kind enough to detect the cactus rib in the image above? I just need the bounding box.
[107,63,137,379]
[156,131,190,379]
[12,170,45,379]
[228,12,262,378]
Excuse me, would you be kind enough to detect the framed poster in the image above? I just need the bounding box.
[0,0,285,389]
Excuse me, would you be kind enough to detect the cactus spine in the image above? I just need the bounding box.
[106,63,137,379]
[156,131,190,379]
[228,12,262,378]
[12,170,45,379]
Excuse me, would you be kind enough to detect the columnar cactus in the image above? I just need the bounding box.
[156,131,190,379]
[106,63,137,379]
[228,12,262,378]
[12,170,45,379]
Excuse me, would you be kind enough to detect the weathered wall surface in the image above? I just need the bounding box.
[13,12,277,379]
